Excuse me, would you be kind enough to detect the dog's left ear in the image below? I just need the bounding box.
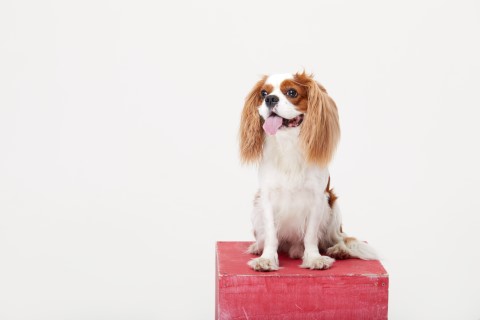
[298,74,340,167]
[239,76,266,164]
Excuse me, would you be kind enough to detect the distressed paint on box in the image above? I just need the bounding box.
[216,241,388,320]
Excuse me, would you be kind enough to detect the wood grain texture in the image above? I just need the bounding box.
[216,242,388,320]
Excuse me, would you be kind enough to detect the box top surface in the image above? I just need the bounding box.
[217,241,388,278]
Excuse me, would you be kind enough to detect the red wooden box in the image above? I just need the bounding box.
[216,242,388,320]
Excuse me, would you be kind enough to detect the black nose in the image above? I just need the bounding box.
[265,95,279,108]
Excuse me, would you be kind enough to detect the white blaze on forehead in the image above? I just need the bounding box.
[265,73,294,90]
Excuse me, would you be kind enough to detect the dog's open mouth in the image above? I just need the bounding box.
[263,113,304,135]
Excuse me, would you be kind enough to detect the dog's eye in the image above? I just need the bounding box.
[287,89,298,98]
[260,90,268,98]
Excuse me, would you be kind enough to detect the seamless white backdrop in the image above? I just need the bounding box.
[1,1,480,319]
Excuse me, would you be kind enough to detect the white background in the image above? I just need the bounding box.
[1,1,479,319]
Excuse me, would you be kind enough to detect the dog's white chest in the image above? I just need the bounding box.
[258,128,329,241]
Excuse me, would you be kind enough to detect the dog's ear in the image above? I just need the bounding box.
[298,73,340,167]
[239,76,266,164]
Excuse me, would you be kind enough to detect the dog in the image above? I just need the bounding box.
[239,71,377,271]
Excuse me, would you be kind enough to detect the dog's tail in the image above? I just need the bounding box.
[326,235,378,260]
[344,236,378,260]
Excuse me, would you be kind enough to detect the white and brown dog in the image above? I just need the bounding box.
[239,72,377,271]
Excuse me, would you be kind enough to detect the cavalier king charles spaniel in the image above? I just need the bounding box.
[239,71,377,271]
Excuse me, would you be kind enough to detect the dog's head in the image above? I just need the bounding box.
[240,72,340,166]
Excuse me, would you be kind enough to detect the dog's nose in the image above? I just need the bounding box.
[265,95,279,108]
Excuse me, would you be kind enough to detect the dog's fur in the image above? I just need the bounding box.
[239,72,377,271]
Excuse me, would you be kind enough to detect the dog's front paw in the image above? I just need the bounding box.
[300,255,335,270]
[248,257,279,271]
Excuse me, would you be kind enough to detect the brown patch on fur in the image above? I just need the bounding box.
[344,236,357,245]
[326,237,358,260]
[326,246,352,260]
[261,83,273,94]
[279,79,308,111]
[239,76,267,163]
[325,176,338,208]
[293,71,340,167]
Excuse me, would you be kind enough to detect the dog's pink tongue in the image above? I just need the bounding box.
[263,115,283,135]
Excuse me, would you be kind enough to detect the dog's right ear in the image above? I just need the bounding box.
[239,76,266,164]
